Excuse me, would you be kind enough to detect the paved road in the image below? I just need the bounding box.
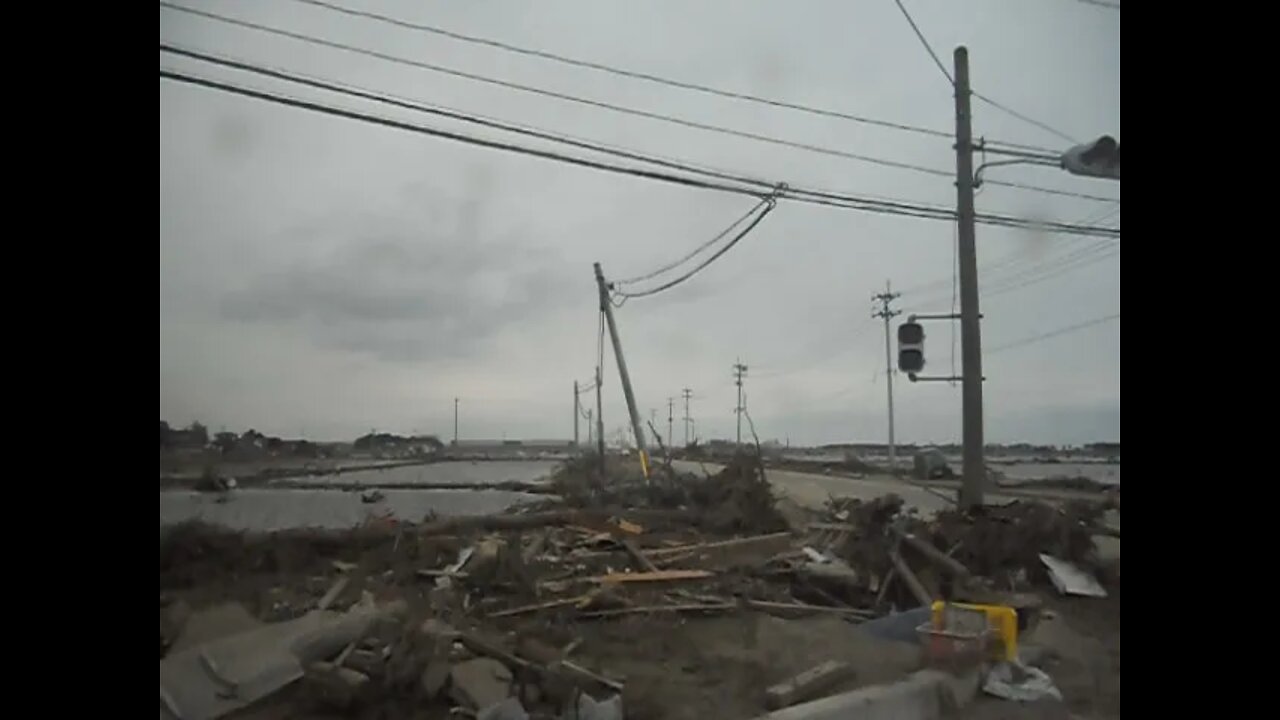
[673,460,1120,560]
[673,460,970,514]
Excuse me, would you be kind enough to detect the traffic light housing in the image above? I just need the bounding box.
[898,321,925,374]
[1061,136,1120,180]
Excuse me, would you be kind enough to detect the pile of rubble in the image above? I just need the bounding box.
[159,454,1118,719]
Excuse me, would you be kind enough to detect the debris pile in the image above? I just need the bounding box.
[160,455,1118,719]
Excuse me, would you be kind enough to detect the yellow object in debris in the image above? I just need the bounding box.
[615,519,643,535]
[931,601,1019,661]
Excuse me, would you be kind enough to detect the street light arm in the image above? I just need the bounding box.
[974,157,1058,188]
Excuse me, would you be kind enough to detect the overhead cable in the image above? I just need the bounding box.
[159,4,1109,203]
[157,68,1121,239]
[614,196,775,285]
[986,312,1120,353]
[612,197,778,299]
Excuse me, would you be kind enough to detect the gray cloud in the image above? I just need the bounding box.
[221,202,577,362]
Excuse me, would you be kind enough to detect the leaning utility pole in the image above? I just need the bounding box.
[953,47,985,509]
[595,365,605,462]
[594,262,651,479]
[873,282,902,473]
[733,360,748,446]
[682,388,693,446]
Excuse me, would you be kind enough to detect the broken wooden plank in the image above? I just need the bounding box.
[747,600,875,618]
[590,569,713,584]
[486,596,592,618]
[888,547,933,607]
[807,522,856,532]
[892,528,973,579]
[577,603,737,619]
[645,532,792,557]
[417,508,694,537]
[317,577,350,611]
[621,538,659,573]
[764,660,854,710]
[562,660,625,692]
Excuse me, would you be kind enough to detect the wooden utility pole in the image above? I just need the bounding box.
[594,262,651,480]
[953,47,985,509]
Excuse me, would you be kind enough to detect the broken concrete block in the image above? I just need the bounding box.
[477,696,529,720]
[765,660,854,710]
[303,661,370,710]
[449,657,513,710]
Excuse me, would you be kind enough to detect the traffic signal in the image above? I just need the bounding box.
[898,321,925,374]
[1061,136,1120,180]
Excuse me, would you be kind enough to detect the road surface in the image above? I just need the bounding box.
[672,460,1120,560]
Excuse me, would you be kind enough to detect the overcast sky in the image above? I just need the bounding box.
[159,0,1120,446]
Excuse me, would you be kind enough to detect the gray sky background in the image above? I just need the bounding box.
[159,0,1120,446]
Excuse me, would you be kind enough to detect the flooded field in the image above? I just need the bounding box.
[276,459,558,487]
[158,487,543,531]
[159,460,558,531]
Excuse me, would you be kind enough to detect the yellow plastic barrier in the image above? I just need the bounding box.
[931,600,1019,661]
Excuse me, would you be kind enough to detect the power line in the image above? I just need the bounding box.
[613,197,774,285]
[986,312,1119,353]
[291,0,958,142]
[981,245,1119,298]
[156,68,1121,239]
[161,42,962,218]
[613,198,778,299]
[159,2,951,178]
[889,0,1079,146]
[973,91,1077,145]
[891,0,953,85]
[160,4,1111,204]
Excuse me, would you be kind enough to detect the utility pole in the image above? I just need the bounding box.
[594,263,651,479]
[682,388,693,446]
[453,397,459,446]
[573,381,579,447]
[667,397,674,449]
[595,365,605,463]
[873,281,902,473]
[733,360,748,446]
[953,47,985,509]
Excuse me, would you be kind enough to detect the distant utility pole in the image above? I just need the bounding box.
[733,360,748,446]
[872,281,902,472]
[682,388,693,446]
[453,397,459,446]
[573,381,579,447]
[667,397,674,449]
[953,47,985,509]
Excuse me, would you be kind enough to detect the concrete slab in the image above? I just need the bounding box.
[754,668,980,720]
